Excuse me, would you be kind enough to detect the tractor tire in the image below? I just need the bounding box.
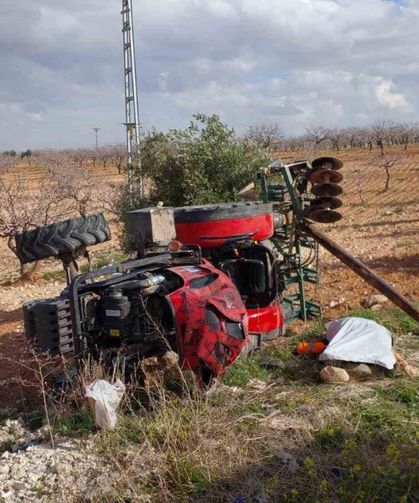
[16,213,111,264]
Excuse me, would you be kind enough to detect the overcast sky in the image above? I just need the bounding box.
[0,0,418,150]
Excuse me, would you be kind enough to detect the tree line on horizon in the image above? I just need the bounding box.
[3,118,419,162]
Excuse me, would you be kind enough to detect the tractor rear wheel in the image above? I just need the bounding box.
[16,213,111,263]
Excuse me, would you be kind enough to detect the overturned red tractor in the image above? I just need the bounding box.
[21,202,286,387]
[19,158,419,386]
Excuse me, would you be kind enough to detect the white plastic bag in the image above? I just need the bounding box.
[85,379,126,430]
[319,317,396,369]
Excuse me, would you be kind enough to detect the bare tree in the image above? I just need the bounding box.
[0,150,101,278]
[0,154,15,173]
[283,136,303,152]
[355,171,365,204]
[96,181,125,220]
[80,147,99,167]
[64,147,90,167]
[370,120,396,155]
[95,146,114,169]
[371,152,404,192]
[353,166,370,205]
[325,127,344,151]
[360,127,374,151]
[395,122,417,150]
[245,123,284,151]
[107,144,127,174]
[2,150,17,157]
[340,127,361,149]
[38,150,96,216]
[305,125,328,152]
[0,156,72,277]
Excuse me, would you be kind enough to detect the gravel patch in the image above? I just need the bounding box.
[0,420,114,502]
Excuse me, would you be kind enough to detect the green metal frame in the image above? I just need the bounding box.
[258,162,321,321]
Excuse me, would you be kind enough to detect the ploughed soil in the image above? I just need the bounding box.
[0,147,418,410]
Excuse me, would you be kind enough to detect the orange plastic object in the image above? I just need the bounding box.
[296,341,327,356]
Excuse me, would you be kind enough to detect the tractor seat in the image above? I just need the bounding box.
[219,259,266,297]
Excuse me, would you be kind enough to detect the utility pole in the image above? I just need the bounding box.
[121,0,144,197]
[92,128,100,149]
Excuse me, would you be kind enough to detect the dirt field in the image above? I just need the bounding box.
[0,146,418,410]
[300,146,419,312]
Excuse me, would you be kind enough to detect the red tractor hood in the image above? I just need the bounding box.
[167,260,250,385]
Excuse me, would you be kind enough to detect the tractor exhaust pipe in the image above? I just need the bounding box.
[302,222,419,323]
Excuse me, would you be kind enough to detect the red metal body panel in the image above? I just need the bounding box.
[175,214,274,248]
[247,301,285,337]
[167,260,250,384]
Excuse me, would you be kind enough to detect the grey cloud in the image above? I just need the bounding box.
[0,0,418,149]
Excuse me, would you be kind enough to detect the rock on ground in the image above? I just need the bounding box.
[349,363,373,377]
[364,294,388,308]
[320,366,350,384]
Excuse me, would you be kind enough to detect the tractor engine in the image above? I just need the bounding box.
[23,270,181,358]
[86,275,177,352]
[23,256,251,385]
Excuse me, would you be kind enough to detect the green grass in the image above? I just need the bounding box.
[231,401,264,416]
[299,318,327,339]
[223,354,271,387]
[171,459,212,495]
[52,410,96,437]
[315,423,346,448]
[260,344,294,361]
[376,380,419,406]
[0,440,14,453]
[25,409,44,429]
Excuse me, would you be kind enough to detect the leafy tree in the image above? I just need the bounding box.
[20,149,32,159]
[121,113,269,211]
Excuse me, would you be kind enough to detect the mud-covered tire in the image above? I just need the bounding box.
[16,213,111,263]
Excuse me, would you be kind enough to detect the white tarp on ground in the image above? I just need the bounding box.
[319,317,396,369]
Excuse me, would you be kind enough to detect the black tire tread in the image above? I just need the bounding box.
[16,214,111,263]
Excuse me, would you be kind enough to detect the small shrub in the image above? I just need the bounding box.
[116,113,270,243]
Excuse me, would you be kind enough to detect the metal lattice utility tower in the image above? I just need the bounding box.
[121,0,143,196]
